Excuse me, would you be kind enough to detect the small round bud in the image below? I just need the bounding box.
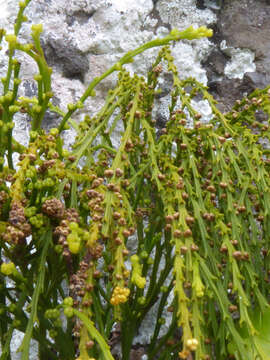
[1,262,16,276]
[31,24,43,35]
[5,34,17,48]
[64,307,74,318]
[63,297,73,306]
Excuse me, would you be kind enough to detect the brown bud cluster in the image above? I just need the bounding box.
[92,177,104,188]
[42,198,65,219]
[232,251,250,261]
[202,212,215,222]
[3,225,27,244]
[38,159,56,173]
[125,139,134,152]
[9,201,27,227]
[3,202,31,244]
[0,190,8,211]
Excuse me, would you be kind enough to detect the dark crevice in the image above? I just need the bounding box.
[196,0,207,9]
[66,9,96,26]
[42,37,89,82]
[143,6,171,34]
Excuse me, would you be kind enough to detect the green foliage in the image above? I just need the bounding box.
[0,1,270,360]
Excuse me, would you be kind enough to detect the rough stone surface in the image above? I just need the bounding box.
[0,0,217,155]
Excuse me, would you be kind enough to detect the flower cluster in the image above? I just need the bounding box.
[110,286,130,305]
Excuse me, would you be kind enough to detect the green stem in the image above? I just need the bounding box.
[73,309,115,360]
[121,319,136,360]
[19,227,52,360]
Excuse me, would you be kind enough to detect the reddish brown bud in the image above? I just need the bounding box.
[165,215,174,223]
[158,173,165,181]
[178,167,184,175]
[185,216,195,224]
[180,143,187,150]
[206,185,216,193]
[183,228,192,238]
[86,340,94,349]
[219,182,228,189]
[218,136,226,143]
[182,192,189,200]
[180,246,188,254]
[104,169,114,177]
[232,251,242,260]
[85,284,94,292]
[128,227,135,235]
[229,305,238,313]
[113,212,121,220]
[118,218,127,226]
[122,229,131,238]
[220,245,228,253]
[93,270,101,278]
[115,168,124,177]
[176,181,184,189]
[173,229,182,238]
[191,244,199,252]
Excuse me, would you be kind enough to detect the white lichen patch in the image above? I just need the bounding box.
[157,0,216,29]
[191,99,213,123]
[157,0,216,85]
[204,0,222,10]
[220,40,256,79]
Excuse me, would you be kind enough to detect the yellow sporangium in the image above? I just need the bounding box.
[186,338,199,351]
[178,350,190,359]
[5,34,17,48]
[110,286,130,305]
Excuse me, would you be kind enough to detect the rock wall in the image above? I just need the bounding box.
[0,0,217,151]
[1,0,269,138]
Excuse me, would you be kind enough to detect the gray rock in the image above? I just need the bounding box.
[243,71,270,91]
[42,36,89,81]
[218,0,270,58]
[203,48,228,77]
